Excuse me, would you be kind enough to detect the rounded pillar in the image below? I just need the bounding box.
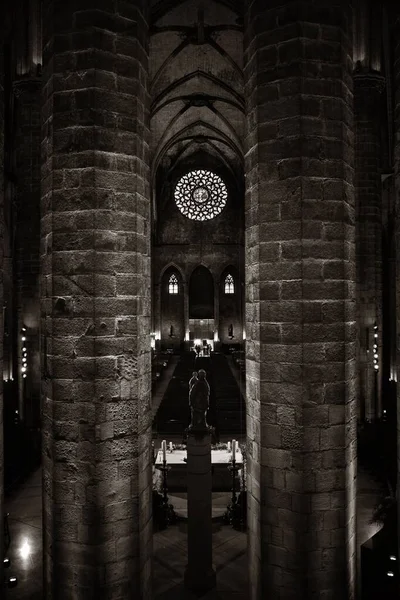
[243,2,357,598]
[41,1,152,598]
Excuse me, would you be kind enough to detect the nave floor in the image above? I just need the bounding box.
[3,467,247,599]
[3,464,384,599]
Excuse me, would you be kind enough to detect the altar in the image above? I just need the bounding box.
[154,447,243,492]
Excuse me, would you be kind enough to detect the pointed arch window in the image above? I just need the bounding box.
[168,273,179,295]
[224,274,234,294]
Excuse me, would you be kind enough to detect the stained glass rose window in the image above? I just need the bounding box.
[174,169,228,221]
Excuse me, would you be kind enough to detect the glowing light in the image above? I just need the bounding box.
[374,365,379,370]
[390,555,397,561]
[21,327,26,332]
[387,571,394,577]
[21,367,26,373]
[374,353,378,359]
[20,539,31,559]
[374,333,378,338]
[23,374,27,379]
[21,336,26,341]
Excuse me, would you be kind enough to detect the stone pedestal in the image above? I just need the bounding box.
[184,429,216,594]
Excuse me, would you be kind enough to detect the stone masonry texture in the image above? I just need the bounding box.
[40,1,152,598]
[244,2,357,598]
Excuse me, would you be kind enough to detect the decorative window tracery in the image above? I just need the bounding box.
[174,169,228,221]
[168,273,179,294]
[224,274,234,294]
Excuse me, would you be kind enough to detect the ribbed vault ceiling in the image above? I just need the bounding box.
[149,0,244,191]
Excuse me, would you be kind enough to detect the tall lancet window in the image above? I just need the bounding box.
[224,274,234,294]
[168,273,179,295]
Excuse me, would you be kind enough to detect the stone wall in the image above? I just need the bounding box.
[160,266,185,348]
[218,265,243,345]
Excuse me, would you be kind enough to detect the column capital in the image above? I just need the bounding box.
[12,77,41,98]
[353,66,385,94]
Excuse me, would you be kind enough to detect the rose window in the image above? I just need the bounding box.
[174,169,227,221]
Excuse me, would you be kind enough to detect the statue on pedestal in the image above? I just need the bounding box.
[188,369,210,430]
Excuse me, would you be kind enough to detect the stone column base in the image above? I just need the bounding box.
[184,565,216,594]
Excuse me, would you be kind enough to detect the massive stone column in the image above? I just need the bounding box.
[41,2,152,598]
[244,2,357,599]
[354,66,385,423]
